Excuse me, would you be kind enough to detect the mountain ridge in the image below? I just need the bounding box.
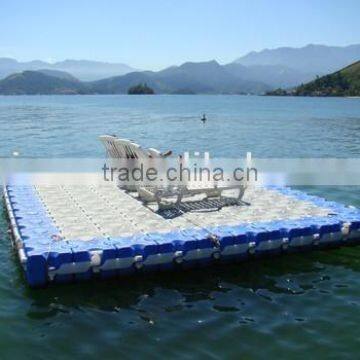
[0,58,137,81]
[235,44,360,75]
[90,60,270,94]
[0,62,271,95]
[1,44,359,94]
[0,71,90,95]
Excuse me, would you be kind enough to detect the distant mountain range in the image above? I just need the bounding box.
[235,44,360,74]
[0,58,137,81]
[91,60,270,94]
[0,44,359,94]
[0,71,89,95]
[36,69,79,81]
[0,62,270,95]
[282,61,360,96]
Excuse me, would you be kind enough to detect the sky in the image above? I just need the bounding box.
[0,0,359,70]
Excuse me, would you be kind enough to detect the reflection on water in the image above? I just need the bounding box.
[11,245,359,358]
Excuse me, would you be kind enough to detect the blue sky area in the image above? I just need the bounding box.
[1,0,359,69]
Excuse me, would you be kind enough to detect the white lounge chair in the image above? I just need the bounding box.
[99,135,172,192]
[99,135,246,211]
[99,135,172,159]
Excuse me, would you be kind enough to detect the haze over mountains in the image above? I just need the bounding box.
[0,71,89,95]
[0,44,359,94]
[91,60,270,94]
[235,44,360,74]
[0,58,137,81]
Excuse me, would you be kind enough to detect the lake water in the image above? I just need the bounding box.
[0,95,359,359]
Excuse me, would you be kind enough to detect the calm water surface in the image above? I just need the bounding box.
[0,95,359,359]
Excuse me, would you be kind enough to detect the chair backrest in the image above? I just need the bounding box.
[115,139,150,159]
[99,135,120,158]
[99,135,151,159]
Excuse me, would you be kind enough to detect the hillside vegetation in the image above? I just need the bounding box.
[0,71,89,95]
[267,61,360,97]
[127,83,154,94]
[294,61,360,96]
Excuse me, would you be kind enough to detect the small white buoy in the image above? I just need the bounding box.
[248,241,256,254]
[12,151,20,157]
[282,237,289,250]
[174,251,183,264]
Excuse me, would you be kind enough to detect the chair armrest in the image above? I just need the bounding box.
[148,148,161,157]
[148,148,172,158]
[161,150,172,157]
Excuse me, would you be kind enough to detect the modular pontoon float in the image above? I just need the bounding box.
[3,181,360,287]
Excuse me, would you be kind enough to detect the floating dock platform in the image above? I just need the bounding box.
[3,182,360,287]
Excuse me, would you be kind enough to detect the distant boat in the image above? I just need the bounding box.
[201,114,207,123]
